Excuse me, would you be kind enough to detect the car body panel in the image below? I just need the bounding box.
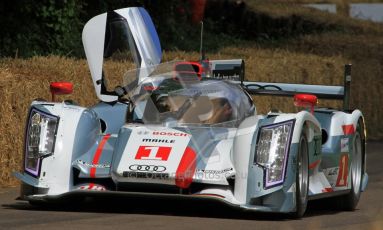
[83,7,162,102]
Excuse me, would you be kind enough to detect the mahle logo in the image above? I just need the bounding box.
[142,138,175,143]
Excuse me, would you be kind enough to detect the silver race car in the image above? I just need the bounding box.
[15,7,368,218]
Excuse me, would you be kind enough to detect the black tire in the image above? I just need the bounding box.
[338,125,364,211]
[293,134,309,218]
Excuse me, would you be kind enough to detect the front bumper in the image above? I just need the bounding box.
[15,170,289,213]
[21,188,279,213]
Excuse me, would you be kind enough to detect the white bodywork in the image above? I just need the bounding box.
[15,7,368,216]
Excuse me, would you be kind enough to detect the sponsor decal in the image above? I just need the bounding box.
[79,183,106,191]
[122,171,169,179]
[142,138,175,143]
[327,167,339,176]
[128,164,166,172]
[135,146,172,161]
[196,168,233,174]
[76,160,110,168]
[153,131,188,137]
[195,168,234,181]
[212,71,240,80]
[336,154,349,187]
[341,138,349,152]
[323,167,340,187]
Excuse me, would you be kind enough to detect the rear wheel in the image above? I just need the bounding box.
[338,127,363,210]
[294,134,309,218]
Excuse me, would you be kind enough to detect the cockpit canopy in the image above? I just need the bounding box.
[129,64,255,127]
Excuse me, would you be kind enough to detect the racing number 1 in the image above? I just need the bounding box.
[135,146,172,161]
[336,154,349,187]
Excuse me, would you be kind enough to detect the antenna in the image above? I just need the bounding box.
[343,64,352,111]
[200,21,205,61]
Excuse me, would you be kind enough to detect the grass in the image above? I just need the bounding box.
[1,1,383,186]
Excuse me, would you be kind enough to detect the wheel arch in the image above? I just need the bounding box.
[291,112,322,169]
[343,110,366,173]
[291,111,321,144]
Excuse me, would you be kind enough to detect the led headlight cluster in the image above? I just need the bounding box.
[25,108,59,177]
[255,120,294,188]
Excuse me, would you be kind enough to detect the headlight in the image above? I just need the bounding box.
[24,108,59,177]
[255,120,294,188]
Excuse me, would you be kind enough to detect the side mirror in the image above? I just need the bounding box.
[50,82,73,102]
[294,94,317,114]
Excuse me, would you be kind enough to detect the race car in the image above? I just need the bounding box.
[15,7,368,218]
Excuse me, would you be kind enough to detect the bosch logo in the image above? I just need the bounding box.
[152,131,188,137]
[129,164,166,172]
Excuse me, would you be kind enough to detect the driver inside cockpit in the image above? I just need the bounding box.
[151,93,234,125]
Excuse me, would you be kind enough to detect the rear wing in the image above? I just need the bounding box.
[239,64,352,111]
[208,61,352,110]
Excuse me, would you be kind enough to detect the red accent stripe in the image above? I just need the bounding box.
[322,187,334,193]
[90,134,111,178]
[175,147,196,189]
[342,124,355,135]
[143,85,158,91]
[309,159,321,170]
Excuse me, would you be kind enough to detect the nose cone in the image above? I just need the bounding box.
[111,126,193,187]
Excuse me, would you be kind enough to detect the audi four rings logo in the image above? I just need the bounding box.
[129,164,166,172]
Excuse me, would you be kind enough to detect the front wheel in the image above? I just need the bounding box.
[293,134,309,218]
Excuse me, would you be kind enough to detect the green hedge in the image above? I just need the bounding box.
[0,0,194,58]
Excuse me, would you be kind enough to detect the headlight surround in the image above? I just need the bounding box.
[255,120,294,188]
[24,107,59,177]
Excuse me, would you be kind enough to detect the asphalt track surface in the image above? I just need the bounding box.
[1,142,382,230]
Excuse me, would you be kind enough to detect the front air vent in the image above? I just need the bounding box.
[100,119,107,133]
[321,129,328,144]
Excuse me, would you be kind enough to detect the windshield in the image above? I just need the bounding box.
[125,62,254,127]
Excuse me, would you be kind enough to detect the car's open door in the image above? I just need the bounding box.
[82,7,162,102]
